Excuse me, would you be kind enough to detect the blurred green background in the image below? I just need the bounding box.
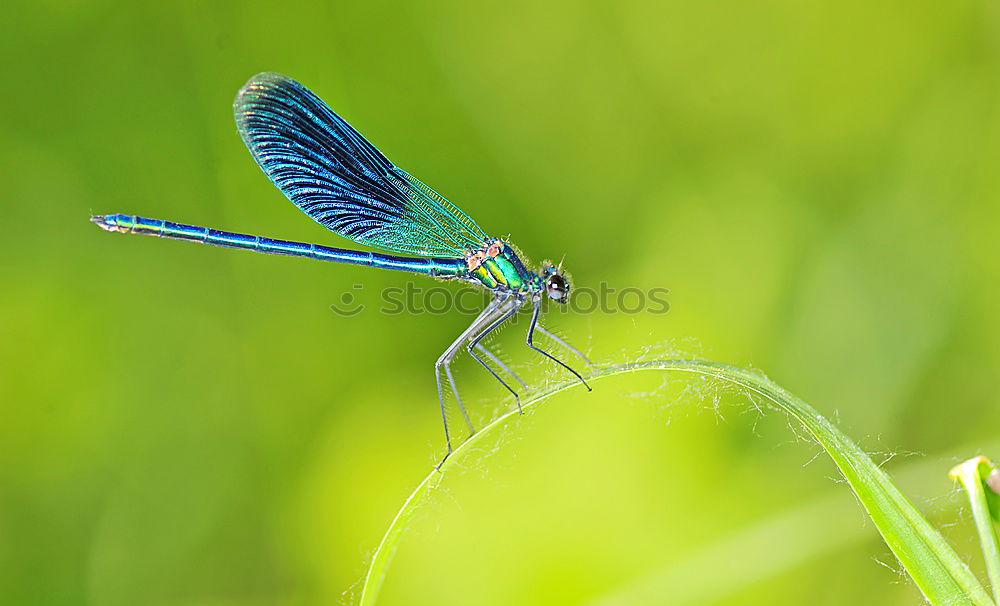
[3,0,999,604]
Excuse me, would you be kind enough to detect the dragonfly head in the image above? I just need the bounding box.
[541,265,570,304]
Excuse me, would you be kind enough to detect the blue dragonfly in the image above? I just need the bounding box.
[92,73,592,455]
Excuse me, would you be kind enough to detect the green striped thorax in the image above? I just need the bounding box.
[463,239,571,303]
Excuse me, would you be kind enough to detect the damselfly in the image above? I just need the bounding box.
[92,73,592,454]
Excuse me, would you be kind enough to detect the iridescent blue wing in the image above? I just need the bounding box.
[233,72,489,257]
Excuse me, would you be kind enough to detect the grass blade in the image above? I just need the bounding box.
[951,457,1000,603]
[358,359,991,605]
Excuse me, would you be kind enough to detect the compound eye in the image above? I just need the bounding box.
[546,273,568,301]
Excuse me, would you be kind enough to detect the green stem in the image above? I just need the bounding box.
[950,457,1000,604]
[358,359,991,606]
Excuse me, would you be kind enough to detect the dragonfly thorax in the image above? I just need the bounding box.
[461,239,570,302]
[462,239,537,294]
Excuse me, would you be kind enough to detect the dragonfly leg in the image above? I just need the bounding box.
[473,343,528,389]
[444,363,474,435]
[535,324,597,370]
[435,295,511,456]
[467,295,526,413]
[526,296,592,391]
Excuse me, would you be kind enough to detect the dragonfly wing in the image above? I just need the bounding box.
[234,72,489,257]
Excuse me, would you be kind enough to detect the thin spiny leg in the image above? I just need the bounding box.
[434,370,453,454]
[468,296,525,412]
[445,363,475,435]
[474,343,528,389]
[435,295,508,457]
[536,324,597,370]
[526,297,592,391]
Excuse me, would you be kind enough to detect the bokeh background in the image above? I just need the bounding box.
[3,0,999,604]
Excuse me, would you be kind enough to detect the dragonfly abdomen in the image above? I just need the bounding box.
[91,214,465,277]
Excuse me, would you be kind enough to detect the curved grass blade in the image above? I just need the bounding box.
[950,457,1000,603]
[359,359,992,605]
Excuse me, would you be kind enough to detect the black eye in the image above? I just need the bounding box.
[546,274,568,301]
